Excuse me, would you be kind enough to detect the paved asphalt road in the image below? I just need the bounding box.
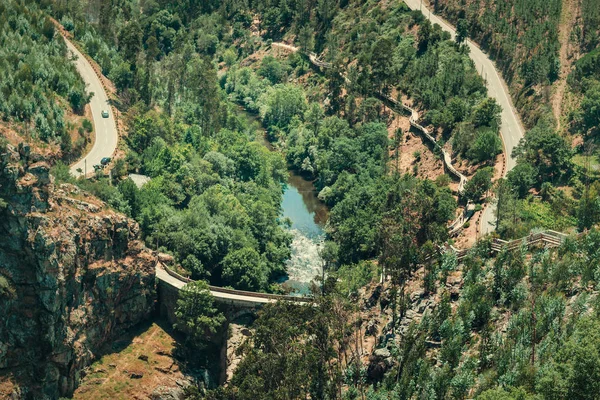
[403,0,525,235]
[65,38,118,178]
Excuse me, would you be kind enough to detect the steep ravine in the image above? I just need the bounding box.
[0,143,157,399]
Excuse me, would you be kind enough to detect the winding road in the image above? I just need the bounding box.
[403,0,525,235]
[65,37,118,178]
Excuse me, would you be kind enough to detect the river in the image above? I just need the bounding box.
[237,108,328,294]
[280,171,328,294]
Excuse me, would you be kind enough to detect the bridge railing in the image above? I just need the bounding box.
[164,265,192,282]
[162,265,313,303]
[207,285,312,303]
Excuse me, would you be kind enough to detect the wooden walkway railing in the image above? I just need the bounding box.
[306,51,470,238]
[439,230,569,264]
[375,93,468,194]
[306,52,468,194]
[490,230,568,253]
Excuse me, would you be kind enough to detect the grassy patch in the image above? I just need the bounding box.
[73,321,185,400]
[573,154,600,177]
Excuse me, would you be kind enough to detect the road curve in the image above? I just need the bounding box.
[403,0,525,235]
[64,38,118,177]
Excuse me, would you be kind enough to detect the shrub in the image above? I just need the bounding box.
[60,16,75,31]
[468,130,502,164]
[0,276,15,299]
[436,174,451,187]
[82,119,93,133]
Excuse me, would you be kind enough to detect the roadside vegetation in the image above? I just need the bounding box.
[431,0,600,237]
[434,0,562,128]
[0,0,93,159]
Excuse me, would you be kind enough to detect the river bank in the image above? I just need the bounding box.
[235,107,329,294]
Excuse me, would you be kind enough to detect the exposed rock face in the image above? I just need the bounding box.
[222,321,253,384]
[0,144,157,399]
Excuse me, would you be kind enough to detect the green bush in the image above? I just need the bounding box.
[335,261,377,295]
[468,130,502,164]
[82,119,93,133]
[0,275,15,299]
[50,162,75,184]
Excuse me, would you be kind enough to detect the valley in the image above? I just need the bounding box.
[1,0,600,398]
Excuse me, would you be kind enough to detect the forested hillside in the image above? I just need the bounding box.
[428,0,600,237]
[432,0,599,128]
[198,230,600,400]
[46,0,499,286]
[0,0,92,158]
[47,0,299,292]
[432,0,600,168]
[433,0,562,128]
[4,0,600,397]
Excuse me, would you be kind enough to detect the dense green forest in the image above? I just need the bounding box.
[197,230,600,400]
[433,0,600,138]
[580,0,600,51]
[569,25,600,141]
[6,0,597,397]
[433,0,561,128]
[45,0,490,283]
[52,86,294,292]
[430,0,600,236]
[43,0,297,291]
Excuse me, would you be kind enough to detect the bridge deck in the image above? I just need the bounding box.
[156,267,311,306]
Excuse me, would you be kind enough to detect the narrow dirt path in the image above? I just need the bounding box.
[272,42,298,52]
[552,0,580,131]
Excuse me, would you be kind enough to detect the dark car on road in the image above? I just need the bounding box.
[100,157,111,166]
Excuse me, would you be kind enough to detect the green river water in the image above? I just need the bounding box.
[240,108,328,294]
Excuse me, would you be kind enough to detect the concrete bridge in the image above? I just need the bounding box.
[156,264,312,321]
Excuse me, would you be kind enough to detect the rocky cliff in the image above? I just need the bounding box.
[0,143,157,399]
